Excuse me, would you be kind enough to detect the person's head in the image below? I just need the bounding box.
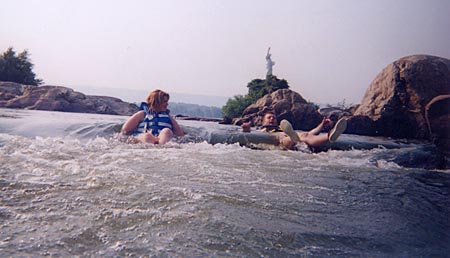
[262,112,278,126]
[146,89,169,112]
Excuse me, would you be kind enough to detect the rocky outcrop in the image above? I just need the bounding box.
[350,55,450,138]
[318,106,355,121]
[232,55,449,144]
[235,89,323,130]
[0,81,138,115]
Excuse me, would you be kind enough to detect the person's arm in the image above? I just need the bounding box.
[241,121,252,133]
[121,111,145,135]
[170,116,185,136]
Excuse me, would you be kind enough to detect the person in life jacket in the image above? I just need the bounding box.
[121,89,184,144]
[241,111,347,150]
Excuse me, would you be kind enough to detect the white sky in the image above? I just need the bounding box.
[1,0,449,105]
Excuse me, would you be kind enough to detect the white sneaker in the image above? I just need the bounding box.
[280,119,300,143]
[328,118,347,143]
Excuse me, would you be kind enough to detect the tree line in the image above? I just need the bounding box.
[0,47,43,86]
[169,102,222,118]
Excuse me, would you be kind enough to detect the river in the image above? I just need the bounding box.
[0,108,449,257]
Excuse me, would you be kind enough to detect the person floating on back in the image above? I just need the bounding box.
[121,89,184,144]
[241,111,347,150]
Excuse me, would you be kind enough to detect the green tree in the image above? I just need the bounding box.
[246,78,266,102]
[247,75,289,102]
[0,47,43,85]
[222,95,253,119]
[222,75,290,118]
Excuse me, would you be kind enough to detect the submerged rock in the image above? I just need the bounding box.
[371,144,449,170]
[174,115,223,122]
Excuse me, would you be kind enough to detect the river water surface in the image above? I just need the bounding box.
[0,108,449,257]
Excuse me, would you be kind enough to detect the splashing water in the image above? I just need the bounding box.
[0,108,449,257]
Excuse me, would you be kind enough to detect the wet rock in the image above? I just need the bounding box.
[353,55,450,139]
[318,106,355,121]
[218,116,233,125]
[0,81,29,100]
[236,89,323,130]
[372,144,449,170]
[0,81,138,115]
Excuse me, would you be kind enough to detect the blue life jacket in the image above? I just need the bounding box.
[132,102,173,136]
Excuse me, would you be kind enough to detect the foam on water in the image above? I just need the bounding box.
[1,109,449,257]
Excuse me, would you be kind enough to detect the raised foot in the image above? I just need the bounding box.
[280,119,300,143]
[328,118,347,143]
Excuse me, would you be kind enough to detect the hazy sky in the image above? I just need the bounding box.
[1,0,449,105]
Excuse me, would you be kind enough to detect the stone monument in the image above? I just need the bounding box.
[265,47,275,77]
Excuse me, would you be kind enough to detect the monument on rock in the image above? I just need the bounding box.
[233,48,323,130]
[265,47,275,77]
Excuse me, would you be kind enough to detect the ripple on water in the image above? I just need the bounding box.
[1,131,449,256]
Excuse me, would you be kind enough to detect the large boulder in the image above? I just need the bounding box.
[350,55,450,139]
[236,89,323,130]
[0,81,138,115]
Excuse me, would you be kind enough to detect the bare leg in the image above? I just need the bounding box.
[278,134,296,150]
[299,132,329,147]
[279,120,300,142]
[278,119,328,149]
[328,118,347,142]
[269,132,295,150]
[276,118,346,149]
[299,118,347,146]
[136,132,159,144]
[158,128,174,144]
[284,117,329,147]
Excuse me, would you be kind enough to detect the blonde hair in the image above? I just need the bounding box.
[146,89,170,112]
